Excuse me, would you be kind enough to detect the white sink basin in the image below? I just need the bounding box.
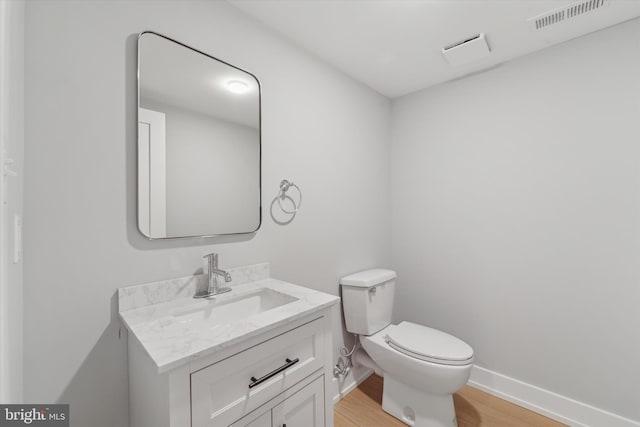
[170,288,298,325]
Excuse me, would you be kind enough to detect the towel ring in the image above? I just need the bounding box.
[278,179,302,214]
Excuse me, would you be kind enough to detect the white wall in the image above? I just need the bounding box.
[24,1,390,426]
[141,98,260,236]
[391,19,640,422]
[0,0,24,404]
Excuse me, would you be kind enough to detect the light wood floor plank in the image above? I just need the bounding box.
[335,374,407,427]
[335,411,360,427]
[335,375,566,427]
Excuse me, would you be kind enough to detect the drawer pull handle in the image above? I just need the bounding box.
[249,358,299,389]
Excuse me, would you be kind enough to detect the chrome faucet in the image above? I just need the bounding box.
[194,253,232,298]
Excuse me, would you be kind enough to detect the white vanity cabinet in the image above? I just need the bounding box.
[127,309,336,427]
[232,376,325,427]
[191,317,326,426]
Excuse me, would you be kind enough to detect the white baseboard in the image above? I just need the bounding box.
[332,366,374,404]
[469,365,640,427]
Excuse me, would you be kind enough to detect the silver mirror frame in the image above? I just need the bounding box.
[136,31,262,240]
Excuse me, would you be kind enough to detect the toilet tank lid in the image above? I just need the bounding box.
[340,269,396,288]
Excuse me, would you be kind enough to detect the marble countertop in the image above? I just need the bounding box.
[119,278,340,373]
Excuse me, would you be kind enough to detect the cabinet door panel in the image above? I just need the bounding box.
[272,376,324,427]
[231,409,271,427]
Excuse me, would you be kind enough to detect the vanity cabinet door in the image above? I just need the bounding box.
[231,409,272,427]
[272,376,324,427]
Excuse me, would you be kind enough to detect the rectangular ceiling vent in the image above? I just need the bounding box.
[529,0,609,30]
[441,33,491,66]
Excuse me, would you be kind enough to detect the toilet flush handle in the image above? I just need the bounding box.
[369,286,377,295]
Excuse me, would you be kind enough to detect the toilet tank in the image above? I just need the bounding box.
[340,269,396,336]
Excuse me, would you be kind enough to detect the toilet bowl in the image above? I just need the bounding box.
[340,269,474,427]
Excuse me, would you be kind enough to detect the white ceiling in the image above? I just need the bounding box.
[228,0,640,98]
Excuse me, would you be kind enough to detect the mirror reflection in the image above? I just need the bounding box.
[138,32,261,239]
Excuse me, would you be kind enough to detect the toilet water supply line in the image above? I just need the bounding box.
[334,334,359,377]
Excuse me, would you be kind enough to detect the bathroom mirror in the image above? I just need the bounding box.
[137,31,261,239]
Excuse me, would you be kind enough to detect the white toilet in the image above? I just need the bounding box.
[340,269,474,427]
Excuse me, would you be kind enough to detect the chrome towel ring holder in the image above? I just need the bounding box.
[278,179,302,214]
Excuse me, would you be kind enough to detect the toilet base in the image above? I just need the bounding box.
[382,375,458,427]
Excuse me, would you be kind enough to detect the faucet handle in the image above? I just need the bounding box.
[203,253,219,273]
[203,252,218,264]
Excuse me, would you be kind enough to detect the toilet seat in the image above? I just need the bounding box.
[384,321,474,366]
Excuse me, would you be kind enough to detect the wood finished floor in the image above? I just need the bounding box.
[334,375,567,427]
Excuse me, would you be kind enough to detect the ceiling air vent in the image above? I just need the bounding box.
[441,33,491,66]
[529,0,609,30]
